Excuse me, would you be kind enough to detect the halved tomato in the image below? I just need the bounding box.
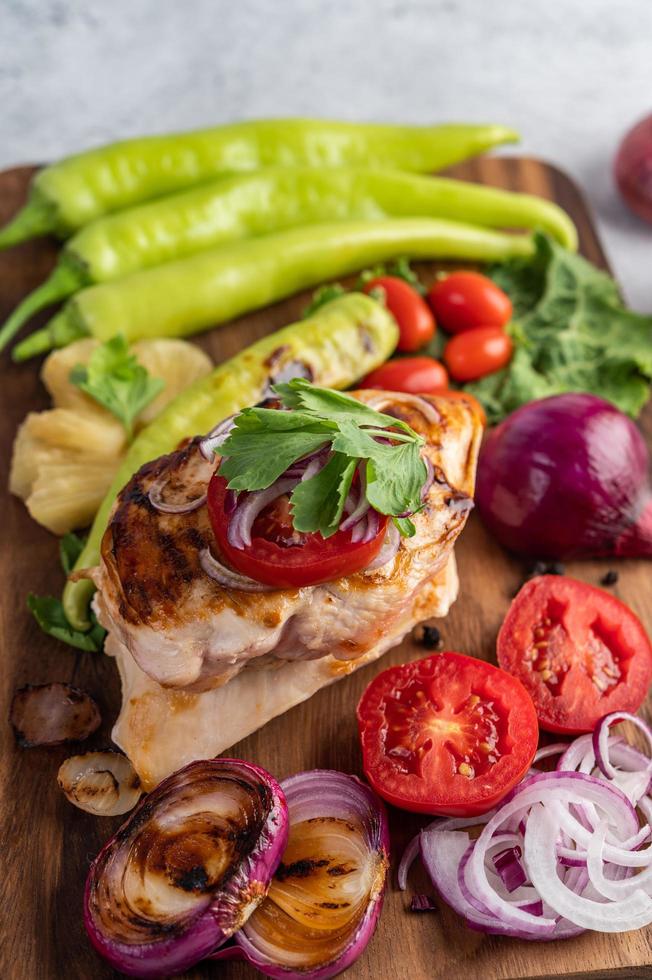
[207,474,389,589]
[498,575,652,734]
[357,651,538,816]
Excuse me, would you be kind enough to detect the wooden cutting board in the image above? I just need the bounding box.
[1,157,651,980]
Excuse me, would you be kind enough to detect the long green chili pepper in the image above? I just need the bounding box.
[0,120,518,248]
[62,292,399,629]
[0,166,575,352]
[14,217,533,361]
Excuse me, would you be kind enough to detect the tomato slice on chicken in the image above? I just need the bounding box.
[498,575,652,734]
[207,474,389,589]
[357,651,538,816]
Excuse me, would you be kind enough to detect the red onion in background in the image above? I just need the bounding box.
[476,393,652,560]
[615,114,652,224]
[84,758,288,978]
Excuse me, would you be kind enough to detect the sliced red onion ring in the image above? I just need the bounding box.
[525,806,652,931]
[365,521,400,571]
[57,751,142,816]
[234,771,389,980]
[227,478,298,550]
[199,414,237,460]
[199,547,276,593]
[84,759,288,978]
[532,743,570,768]
[493,845,527,893]
[10,683,101,747]
[410,894,438,912]
[421,455,435,501]
[593,712,652,803]
[148,445,216,514]
[363,392,441,427]
[148,480,207,515]
[398,815,489,892]
[414,720,652,943]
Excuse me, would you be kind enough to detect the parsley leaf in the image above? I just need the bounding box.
[358,257,425,294]
[394,516,417,537]
[302,283,347,318]
[70,335,165,439]
[217,380,428,538]
[27,594,106,652]
[219,430,332,491]
[291,453,357,537]
[465,233,652,423]
[274,379,419,439]
[365,441,426,517]
[28,532,106,652]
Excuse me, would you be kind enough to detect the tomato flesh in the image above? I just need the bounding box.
[357,651,538,816]
[497,576,652,734]
[207,474,388,588]
[359,356,448,395]
[427,270,512,334]
[444,326,513,382]
[363,276,435,352]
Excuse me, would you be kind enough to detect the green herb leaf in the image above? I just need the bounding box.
[466,233,652,423]
[302,283,347,318]
[394,516,417,537]
[27,594,106,652]
[59,532,85,575]
[70,335,165,439]
[219,430,332,491]
[291,453,357,537]
[274,379,420,439]
[357,257,425,294]
[365,441,426,517]
[218,380,428,538]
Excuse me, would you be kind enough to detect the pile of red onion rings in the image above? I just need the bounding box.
[399,711,652,938]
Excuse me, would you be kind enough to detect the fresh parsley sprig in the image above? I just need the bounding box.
[28,532,106,652]
[70,335,165,440]
[218,379,427,538]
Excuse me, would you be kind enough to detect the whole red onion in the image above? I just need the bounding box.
[615,113,652,224]
[476,393,652,560]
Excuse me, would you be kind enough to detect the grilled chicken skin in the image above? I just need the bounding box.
[93,391,483,691]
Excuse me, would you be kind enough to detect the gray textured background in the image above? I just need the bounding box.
[1,0,650,306]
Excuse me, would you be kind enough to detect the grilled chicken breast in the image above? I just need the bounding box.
[110,553,459,789]
[93,391,483,692]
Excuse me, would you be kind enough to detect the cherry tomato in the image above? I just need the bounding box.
[438,390,487,427]
[359,356,448,395]
[428,271,512,334]
[357,651,538,816]
[444,326,513,382]
[497,576,652,735]
[207,474,388,589]
[614,113,652,224]
[363,276,435,352]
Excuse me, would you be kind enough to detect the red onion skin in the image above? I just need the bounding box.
[615,114,652,224]
[83,759,288,979]
[476,394,652,560]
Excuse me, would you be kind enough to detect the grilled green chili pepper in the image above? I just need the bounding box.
[62,292,399,629]
[0,166,575,352]
[14,217,533,361]
[0,120,518,248]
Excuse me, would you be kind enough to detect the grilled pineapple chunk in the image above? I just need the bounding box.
[131,339,212,425]
[10,338,212,534]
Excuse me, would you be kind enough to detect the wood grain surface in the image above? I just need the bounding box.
[1,157,651,980]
